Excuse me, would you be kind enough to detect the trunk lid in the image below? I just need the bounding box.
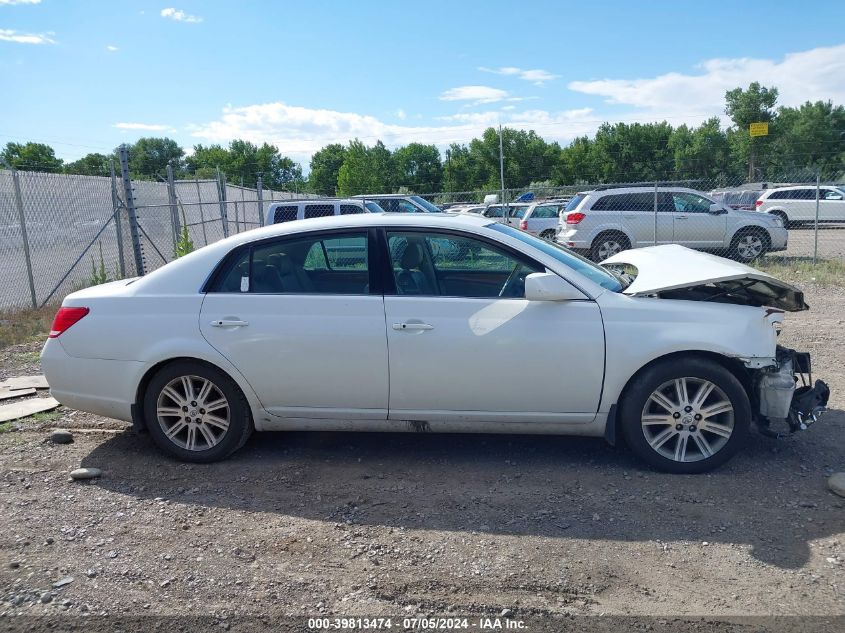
[602,245,808,312]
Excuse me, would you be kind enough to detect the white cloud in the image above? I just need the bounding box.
[106,45,118,52]
[395,109,407,120]
[479,66,559,85]
[0,28,55,44]
[188,101,604,167]
[113,122,171,131]
[440,85,511,104]
[0,0,42,5]
[569,43,845,124]
[160,7,203,23]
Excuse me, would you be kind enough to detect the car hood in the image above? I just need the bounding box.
[602,245,808,311]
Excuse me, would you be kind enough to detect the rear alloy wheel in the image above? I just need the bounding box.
[143,361,252,462]
[591,233,629,261]
[620,358,750,473]
[731,229,769,262]
[540,229,556,241]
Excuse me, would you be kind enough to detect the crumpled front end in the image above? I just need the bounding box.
[754,345,830,437]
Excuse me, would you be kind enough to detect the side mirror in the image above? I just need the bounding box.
[709,203,727,215]
[525,273,585,301]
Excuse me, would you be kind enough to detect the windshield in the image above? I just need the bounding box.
[564,194,587,212]
[510,205,529,218]
[365,201,385,213]
[410,196,443,213]
[490,224,624,292]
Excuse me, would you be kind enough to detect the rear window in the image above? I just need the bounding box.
[511,206,529,218]
[564,194,586,212]
[272,205,298,223]
[591,193,656,212]
[531,205,559,219]
[340,204,363,215]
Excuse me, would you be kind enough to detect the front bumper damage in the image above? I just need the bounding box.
[754,346,830,438]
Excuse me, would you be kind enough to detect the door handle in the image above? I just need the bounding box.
[210,319,249,327]
[675,215,689,219]
[392,322,434,331]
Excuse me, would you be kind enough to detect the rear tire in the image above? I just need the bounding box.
[730,228,770,262]
[143,360,253,463]
[619,358,750,474]
[590,232,630,261]
[540,229,556,241]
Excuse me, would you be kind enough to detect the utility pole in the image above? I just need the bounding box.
[499,124,506,222]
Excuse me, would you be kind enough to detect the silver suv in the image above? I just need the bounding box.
[513,201,566,239]
[556,186,787,262]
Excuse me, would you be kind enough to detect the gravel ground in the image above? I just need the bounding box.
[0,285,843,628]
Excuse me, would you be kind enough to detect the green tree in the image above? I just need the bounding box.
[724,82,779,180]
[123,137,184,179]
[308,143,346,195]
[393,143,442,193]
[768,101,845,180]
[1,142,63,172]
[336,140,396,195]
[668,118,734,183]
[65,152,113,177]
[187,140,301,189]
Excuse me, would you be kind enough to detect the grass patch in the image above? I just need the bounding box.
[28,410,63,424]
[754,256,845,287]
[0,305,56,350]
[0,422,12,434]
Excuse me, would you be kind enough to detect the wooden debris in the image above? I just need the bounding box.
[0,388,36,401]
[0,375,50,391]
[0,397,60,423]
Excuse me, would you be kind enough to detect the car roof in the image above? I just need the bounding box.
[763,184,840,192]
[585,186,707,196]
[351,193,419,198]
[268,198,361,205]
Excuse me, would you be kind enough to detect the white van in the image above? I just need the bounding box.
[265,198,384,225]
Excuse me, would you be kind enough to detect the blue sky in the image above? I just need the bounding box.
[2,0,845,167]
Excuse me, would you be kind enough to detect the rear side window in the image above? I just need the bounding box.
[304,204,335,219]
[565,194,586,212]
[340,204,363,215]
[273,205,298,223]
[591,193,655,212]
[532,205,559,219]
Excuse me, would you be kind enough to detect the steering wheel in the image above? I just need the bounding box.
[498,263,523,298]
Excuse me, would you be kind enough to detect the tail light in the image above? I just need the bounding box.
[49,307,89,338]
[519,219,528,230]
[755,200,763,207]
[566,212,586,225]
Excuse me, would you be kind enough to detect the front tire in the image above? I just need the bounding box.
[619,358,750,473]
[143,361,253,463]
[731,228,770,262]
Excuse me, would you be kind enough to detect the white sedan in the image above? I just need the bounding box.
[41,213,828,473]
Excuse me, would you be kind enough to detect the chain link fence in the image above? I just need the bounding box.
[0,165,304,311]
[1,166,843,312]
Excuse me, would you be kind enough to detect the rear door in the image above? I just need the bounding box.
[592,192,673,246]
[527,204,561,236]
[200,229,388,420]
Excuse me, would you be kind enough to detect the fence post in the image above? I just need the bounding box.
[813,172,820,265]
[257,175,264,226]
[653,181,658,246]
[109,162,126,278]
[118,145,145,276]
[9,168,37,309]
[195,178,208,246]
[216,167,229,238]
[166,165,180,256]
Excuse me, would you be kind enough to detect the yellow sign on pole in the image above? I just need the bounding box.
[749,122,769,137]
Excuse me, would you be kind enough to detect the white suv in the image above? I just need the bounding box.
[266,198,383,225]
[755,185,845,225]
[557,187,787,262]
[514,201,566,238]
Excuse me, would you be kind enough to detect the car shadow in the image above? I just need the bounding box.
[82,409,845,570]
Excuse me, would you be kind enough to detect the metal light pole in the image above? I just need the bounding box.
[499,125,506,223]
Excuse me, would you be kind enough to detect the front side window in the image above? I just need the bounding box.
[409,196,443,213]
[672,192,713,213]
[823,189,843,201]
[340,204,363,215]
[210,232,369,295]
[386,231,541,298]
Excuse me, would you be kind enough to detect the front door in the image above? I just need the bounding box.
[381,229,605,424]
[199,229,389,419]
[670,192,726,249]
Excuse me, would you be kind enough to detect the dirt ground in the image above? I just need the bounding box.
[0,285,843,629]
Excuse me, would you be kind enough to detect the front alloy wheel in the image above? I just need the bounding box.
[640,377,734,463]
[733,233,766,262]
[620,358,750,473]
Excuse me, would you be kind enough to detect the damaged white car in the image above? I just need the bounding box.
[40,214,828,473]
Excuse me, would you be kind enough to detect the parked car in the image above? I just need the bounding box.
[755,185,845,225]
[482,203,530,223]
[515,201,566,239]
[447,204,486,215]
[556,187,787,262]
[265,198,383,225]
[42,213,827,473]
[710,188,764,211]
[352,194,443,214]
